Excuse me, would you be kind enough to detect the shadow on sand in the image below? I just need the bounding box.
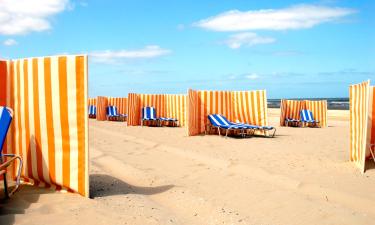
[0,185,47,225]
[90,174,174,198]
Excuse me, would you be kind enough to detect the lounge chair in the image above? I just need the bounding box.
[300,109,320,127]
[233,121,276,137]
[284,117,299,127]
[159,117,178,127]
[370,144,375,164]
[142,106,159,126]
[207,114,252,137]
[106,106,127,121]
[0,107,23,198]
[88,105,96,118]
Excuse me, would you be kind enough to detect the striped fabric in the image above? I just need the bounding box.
[107,106,119,117]
[369,87,375,158]
[188,89,269,136]
[108,97,128,115]
[280,99,327,127]
[280,100,304,126]
[128,94,186,126]
[349,81,371,173]
[88,105,97,117]
[305,100,327,127]
[3,55,89,197]
[88,98,97,108]
[165,94,186,126]
[208,114,247,129]
[96,96,108,121]
[142,107,157,120]
[300,109,316,122]
[128,93,140,125]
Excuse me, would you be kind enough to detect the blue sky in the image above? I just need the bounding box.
[0,0,374,98]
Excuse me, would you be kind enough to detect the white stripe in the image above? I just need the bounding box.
[19,60,27,177]
[51,57,63,185]
[67,56,79,191]
[37,58,50,183]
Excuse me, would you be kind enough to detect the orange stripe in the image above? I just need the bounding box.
[44,57,56,184]
[76,56,86,196]
[32,58,44,183]
[58,57,71,190]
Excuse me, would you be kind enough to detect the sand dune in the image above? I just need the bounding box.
[1,109,375,225]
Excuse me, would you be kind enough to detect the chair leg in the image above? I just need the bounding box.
[3,173,9,198]
[370,145,375,164]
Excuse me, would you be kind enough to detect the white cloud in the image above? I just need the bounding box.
[194,4,356,32]
[3,39,17,46]
[90,45,172,63]
[225,32,275,49]
[0,0,69,35]
[245,73,259,80]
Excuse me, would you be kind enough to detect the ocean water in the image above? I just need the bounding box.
[268,98,349,110]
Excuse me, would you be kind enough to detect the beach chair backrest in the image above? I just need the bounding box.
[0,107,12,154]
[107,106,118,116]
[208,114,230,127]
[142,106,156,119]
[88,105,96,115]
[300,109,314,122]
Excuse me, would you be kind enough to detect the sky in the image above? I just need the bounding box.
[0,0,374,98]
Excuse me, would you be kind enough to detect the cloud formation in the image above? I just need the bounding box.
[225,32,275,49]
[195,4,356,32]
[90,45,172,63]
[0,0,69,35]
[3,39,17,46]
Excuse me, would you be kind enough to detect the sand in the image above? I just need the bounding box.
[1,108,375,225]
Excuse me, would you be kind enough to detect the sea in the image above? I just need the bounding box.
[268,98,349,110]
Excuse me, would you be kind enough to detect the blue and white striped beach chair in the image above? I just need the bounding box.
[106,105,127,121]
[142,106,159,126]
[88,105,96,118]
[159,117,179,127]
[0,107,22,198]
[208,114,252,137]
[300,109,320,127]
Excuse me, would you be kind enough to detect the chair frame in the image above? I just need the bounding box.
[0,107,23,199]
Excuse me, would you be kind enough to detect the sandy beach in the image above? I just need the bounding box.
[1,108,375,225]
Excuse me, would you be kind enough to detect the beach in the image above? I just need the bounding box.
[1,108,375,225]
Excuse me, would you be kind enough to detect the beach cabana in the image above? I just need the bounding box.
[96,96,128,121]
[127,93,186,126]
[279,99,327,127]
[187,89,270,136]
[349,80,375,173]
[0,55,89,197]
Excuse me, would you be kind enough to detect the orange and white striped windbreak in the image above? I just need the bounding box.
[88,97,97,107]
[187,89,268,136]
[96,96,108,121]
[349,80,375,173]
[279,99,327,127]
[127,93,187,126]
[2,55,89,197]
[108,97,128,115]
[96,96,128,121]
